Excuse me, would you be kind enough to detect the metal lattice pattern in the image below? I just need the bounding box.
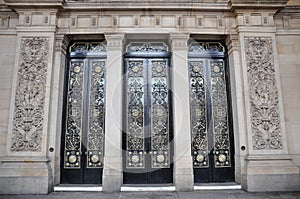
[126,60,145,168]
[150,60,170,168]
[64,59,106,169]
[87,61,106,168]
[64,61,84,168]
[189,61,208,168]
[210,61,231,167]
[126,59,170,169]
[189,58,231,168]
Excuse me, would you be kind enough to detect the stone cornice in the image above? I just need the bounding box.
[63,0,230,11]
[4,0,64,9]
[229,0,288,9]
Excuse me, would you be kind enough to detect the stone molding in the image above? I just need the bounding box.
[64,0,229,10]
[4,0,64,8]
[230,0,288,9]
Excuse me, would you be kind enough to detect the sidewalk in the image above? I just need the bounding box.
[1,190,300,199]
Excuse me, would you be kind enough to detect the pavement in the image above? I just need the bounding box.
[1,190,300,199]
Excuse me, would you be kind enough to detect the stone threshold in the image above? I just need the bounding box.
[194,183,242,190]
[54,183,241,192]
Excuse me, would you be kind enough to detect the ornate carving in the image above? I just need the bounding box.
[245,37,283,150]
[10,37,49,152]
[126,42,168,52]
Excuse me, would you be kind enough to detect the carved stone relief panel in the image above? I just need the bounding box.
[244,37,283,150]
[10,37,49,152]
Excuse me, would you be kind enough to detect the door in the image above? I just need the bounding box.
[123,57,173,184]
[188,42,235,183]
[61,42,106,184]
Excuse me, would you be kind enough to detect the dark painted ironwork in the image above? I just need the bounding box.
[123,42,173,184]
[61,41,106,184]
[188,42,234,183]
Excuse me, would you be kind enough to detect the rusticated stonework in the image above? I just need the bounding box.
[245,37,282,150]
[10,37,49,152]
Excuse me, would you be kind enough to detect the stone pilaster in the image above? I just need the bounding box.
[48,34,70,186]
[170,33,194,191]
[232,1,300,191]
[226,34,248,184]
[0,1,62,194]
[102,33,124,192]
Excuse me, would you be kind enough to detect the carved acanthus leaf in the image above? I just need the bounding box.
[245,37,282,150]
[10,37,49,152]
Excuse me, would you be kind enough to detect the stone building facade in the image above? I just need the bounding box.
[0,0,299,194]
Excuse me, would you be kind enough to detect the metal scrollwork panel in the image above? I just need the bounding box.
[126,60,145,168]
[150,60,170,168]
[210,60,231,168]
[64,61,84,168]
[189,61,209,168]
[87,60,106,168]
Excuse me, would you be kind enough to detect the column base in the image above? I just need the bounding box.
[174,156,194,191]
[0,157,53,194]
[102,156,122,192]
[242,155,300,192]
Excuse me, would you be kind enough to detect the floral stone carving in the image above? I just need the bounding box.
[10,37,49,151]
[245,37,282,150]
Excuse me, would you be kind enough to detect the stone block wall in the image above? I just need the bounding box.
[0,35,16,156]
[277,35,300,168]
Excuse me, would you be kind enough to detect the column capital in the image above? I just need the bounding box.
[54,34,70,54]
[105,33,125,51]
[226,34,240,53]
[169,33,190,51]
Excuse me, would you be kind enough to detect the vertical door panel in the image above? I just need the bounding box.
[62,57,105,184]
[189,42,234,183]
[150,59,170,169]
[64,60,85,169]
[126,60,146,169]
[123,58,173,184]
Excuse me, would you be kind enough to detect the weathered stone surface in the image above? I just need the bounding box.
[0,0,299,194]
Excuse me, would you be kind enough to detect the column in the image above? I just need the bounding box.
[0,6,60,194]
[170,33,194,191]
[102,33,124,192]
[231,1,299,191]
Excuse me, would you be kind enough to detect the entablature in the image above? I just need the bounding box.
[63,0,230,11]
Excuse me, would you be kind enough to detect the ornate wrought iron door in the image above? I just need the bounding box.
[188,42,234,183]
[61,42,106,184]
[123,56,173,184]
